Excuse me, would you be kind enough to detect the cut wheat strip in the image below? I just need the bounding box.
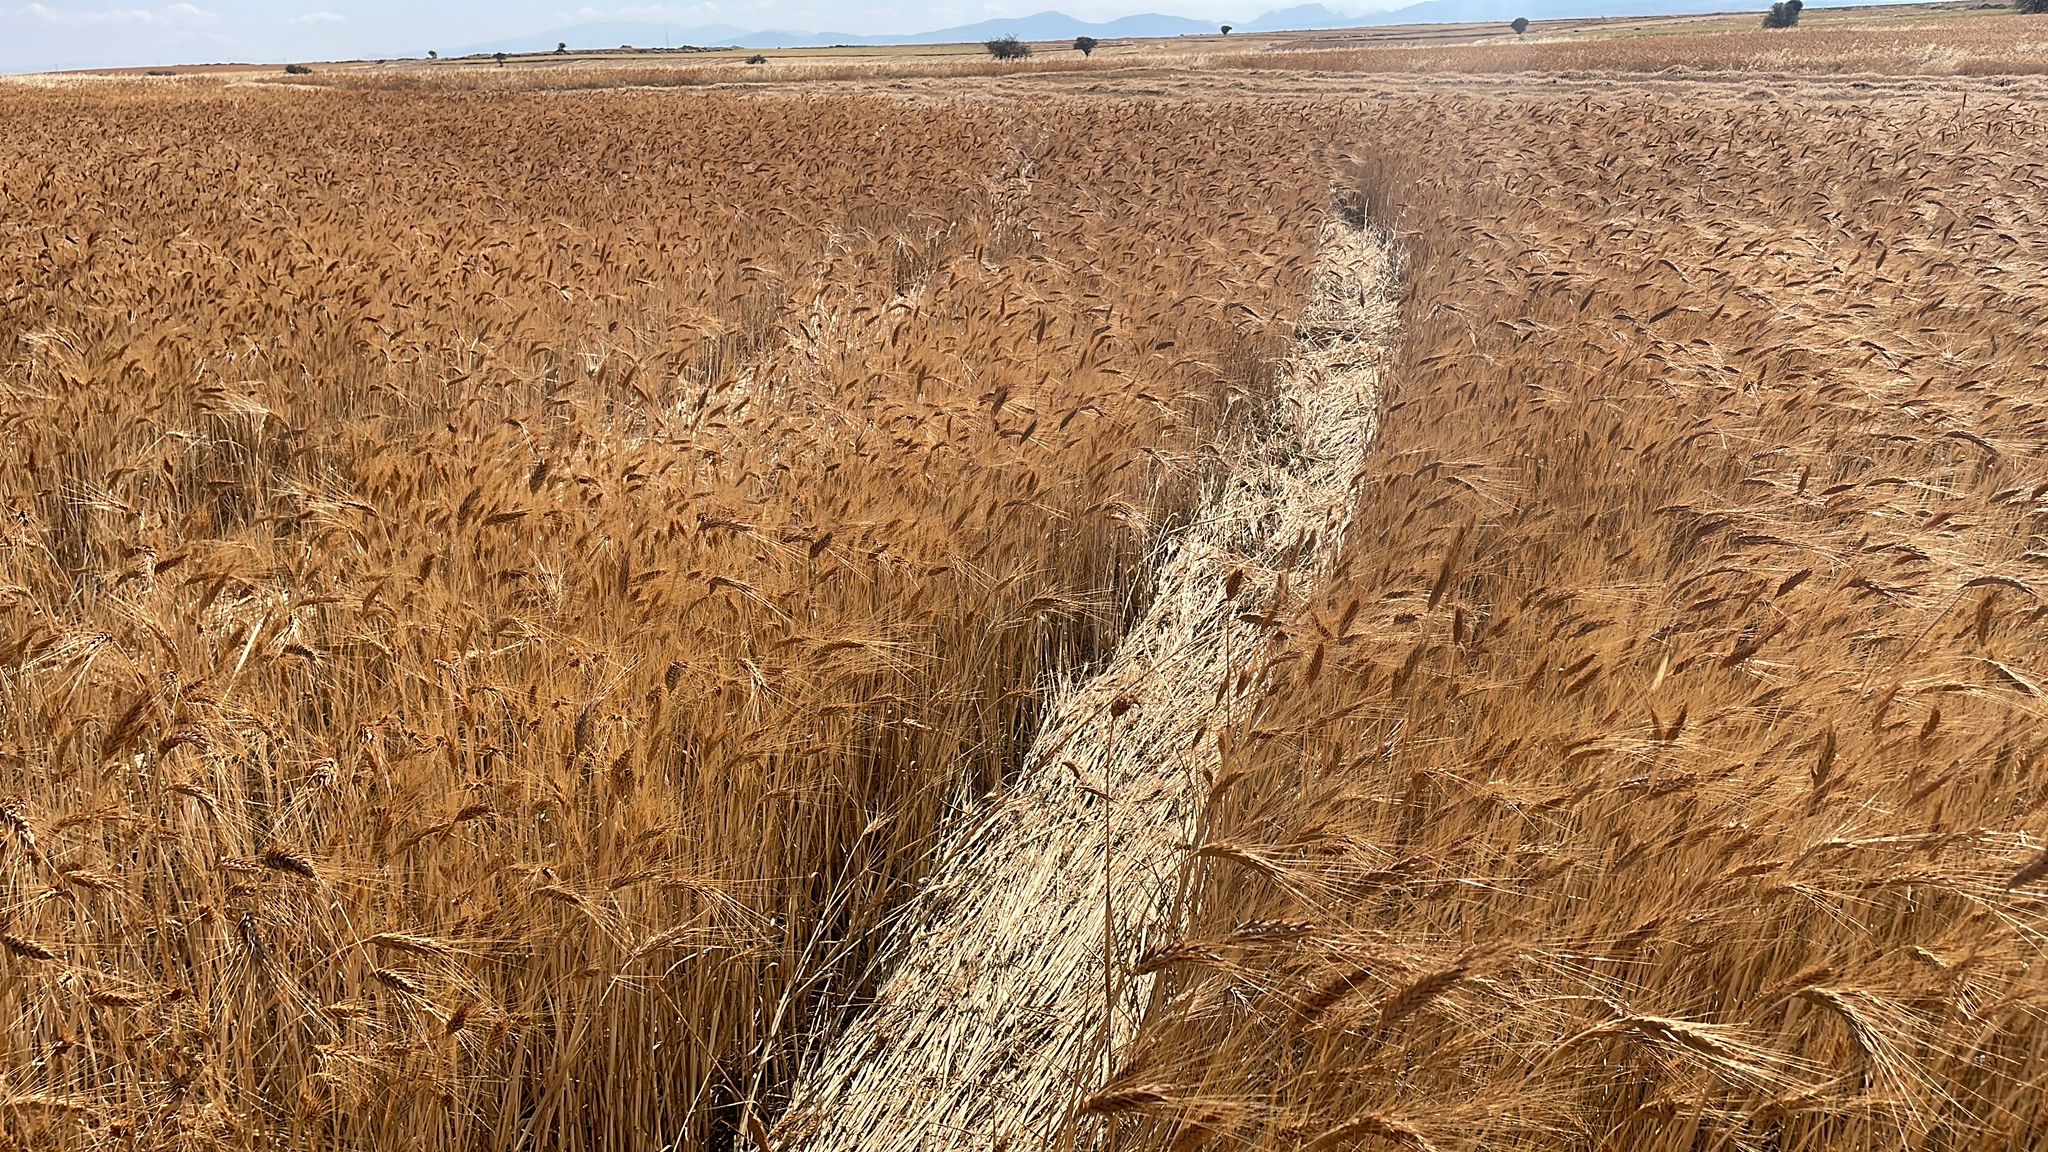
[768,217,1401,1152]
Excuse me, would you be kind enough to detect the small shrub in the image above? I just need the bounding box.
[1511,16,1530,34]
[985,35,1032,60]
[284,63,313,75]
[748,54,768,64]
[145,69,176,77]
[1074,36,1099,56]
[1762,0,1803,27]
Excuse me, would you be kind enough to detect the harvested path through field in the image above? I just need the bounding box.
[769,219,1400,1152]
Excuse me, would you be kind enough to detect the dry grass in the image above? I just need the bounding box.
[1106,82,2048,1152]
[0,84,1341,1150]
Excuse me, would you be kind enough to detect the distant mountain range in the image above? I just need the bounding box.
[457,0,1864,55]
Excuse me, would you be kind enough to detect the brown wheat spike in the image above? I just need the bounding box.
[261,846,319,881]
[361,932,453,958]
[0,798,35,852]
[1077,1083,1173,1116]
[372,969,428,998]
[2006,849,2048,891]
[1304,1113,1439,1152]
[3,935,57,962]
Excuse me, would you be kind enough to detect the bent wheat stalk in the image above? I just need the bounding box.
[770,218,1400,1152]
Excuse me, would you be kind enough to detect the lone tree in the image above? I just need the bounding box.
[2019,0,2047,13]
[557,41,568,54]
[985,35,1032,59]
[1511,16,1530,34]
[1074,35,1099,55]
[426,50,437,59]
[1220,24,1232,33]
[494,51,508,66]
[1762,0,1802,27]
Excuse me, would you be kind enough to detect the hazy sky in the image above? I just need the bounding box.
[6,1,1298,71]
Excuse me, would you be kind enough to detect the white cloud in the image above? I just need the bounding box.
[288,9,344,22]
[14,2,219,26]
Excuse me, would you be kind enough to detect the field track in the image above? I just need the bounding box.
[770,220,1399,1151]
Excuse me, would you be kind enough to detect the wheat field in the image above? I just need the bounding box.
[1106,79,2048,1152]
[4,14,2048,1152]
[0,85,1341,1149]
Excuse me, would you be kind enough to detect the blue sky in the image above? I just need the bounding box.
[5,1,1281,70]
